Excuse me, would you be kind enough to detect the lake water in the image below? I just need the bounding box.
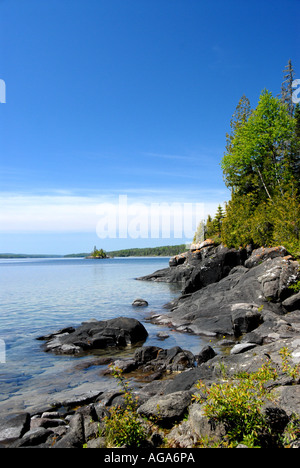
[0,257,210,416]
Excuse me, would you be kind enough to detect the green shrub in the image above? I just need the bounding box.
[193,350,300,448]
[104,366,147,448]
[193,360,278,447]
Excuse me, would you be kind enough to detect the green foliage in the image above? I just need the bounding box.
[193,349,299,448]
[289,280,300,293]
[221,193,256,248]
[271,186,300,257]
[193,360,278,447]
[220,185,300,256]
[104,366,147,448]
[279,347,300,380]
[222,89,297,200]
[91,246,107,258]
[212,205,225,237]
[282,414,300,447]
[218,71,300,256]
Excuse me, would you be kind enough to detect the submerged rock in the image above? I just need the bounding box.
[132,298,149,307]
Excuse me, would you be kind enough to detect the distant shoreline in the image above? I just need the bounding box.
[0,244,187,259]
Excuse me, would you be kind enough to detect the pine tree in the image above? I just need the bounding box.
[213,205,225,235]
[281,59,295,117]
[295,103,300,140]
[225,95,251,156]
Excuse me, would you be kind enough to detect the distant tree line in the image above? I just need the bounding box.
[108,244,187,257]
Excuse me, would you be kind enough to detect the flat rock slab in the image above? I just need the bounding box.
[151,256,299,339]
[0,413,30,445]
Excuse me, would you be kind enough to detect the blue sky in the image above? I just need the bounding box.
[0,0,299,254]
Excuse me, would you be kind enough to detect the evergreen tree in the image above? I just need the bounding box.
[225,95,252,157]
[293,103,300,190]
[295,103,300,139]
[213,205,225,236]
[205,215,214,238]
[281,59,295,117]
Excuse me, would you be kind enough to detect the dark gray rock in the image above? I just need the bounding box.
[150,256,299,338]
[132,298,148,307]
[138,244,248,295]
[156,331,170,340]
[10,427,54,448]
[0,413,30,445]
[164,365,215,395]
[282,292,300,312]
[30,417,67,430]
[262,404,290,434]
[195,345,217,365]
[188,402,227,442]
[231,303,263,336]
[138,390,192,427]
[53,413,85,448]
[274,385,300,417]
[36,327,76,342]
[133,345,195,374]
[38,317,148,355]
[183,244,248,294]
[244,246,289,268]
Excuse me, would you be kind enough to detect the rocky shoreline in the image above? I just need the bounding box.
[1,242,300,448]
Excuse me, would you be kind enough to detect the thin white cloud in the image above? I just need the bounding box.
[0,194,100,233]
[0,190,228,233]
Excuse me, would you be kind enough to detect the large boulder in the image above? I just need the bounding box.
[137,390,192,427]
[138,244,248,294]
[105,345,196,379]
[182,244,248,294]
[37,317,148,355]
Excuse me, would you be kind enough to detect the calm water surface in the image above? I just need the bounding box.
[0,257,208,415]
